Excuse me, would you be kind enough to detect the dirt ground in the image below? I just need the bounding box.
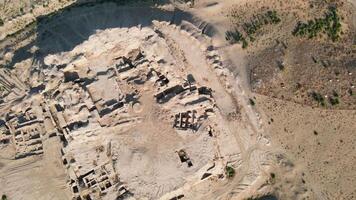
[190,0,356,199]
[255,94,356,200]
[0,137,71,200]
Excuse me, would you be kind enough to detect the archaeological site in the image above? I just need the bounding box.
[0,0,355,200]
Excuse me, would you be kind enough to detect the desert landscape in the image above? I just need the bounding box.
[0,0,355,200]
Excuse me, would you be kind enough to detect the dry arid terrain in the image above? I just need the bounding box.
[0,0,355,200]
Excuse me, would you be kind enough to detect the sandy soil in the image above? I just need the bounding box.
[255,94,356,199]
[187,0,356,199]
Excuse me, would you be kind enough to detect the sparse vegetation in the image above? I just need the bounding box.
[329,96,339,105]
[332,90,339,97]
[0,18,4,26]
[246,195,278,200]
[225,29,244,45]
[225,166,235,178]
[226,10,281,48]
[329,90,340,105]
[277,60,285,70]
[311,91,340,106]
[2,194,7,200]
[311,91,325,106]
[249,98,256,106]
[293,6,342,41]
[348,88,353,96]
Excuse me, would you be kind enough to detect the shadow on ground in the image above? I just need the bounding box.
[8,0,216,68]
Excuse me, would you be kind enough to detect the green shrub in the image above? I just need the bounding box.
[269,172,276,184]
[2,194,7,200]
[0,18,3,26]
[225,29,243,44]
[225,166,235,178]
[242,38,248,48]
[293,6,342,41]
[311,91,325,106]
[249,98,255,106]
[348,88,353,96]
[332,90,338,97]
[329,96,339,105]
[226,10,281,48]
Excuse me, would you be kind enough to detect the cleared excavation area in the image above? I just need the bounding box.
[0,2,273,200]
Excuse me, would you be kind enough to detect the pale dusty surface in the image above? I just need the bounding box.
[0,1,274,200]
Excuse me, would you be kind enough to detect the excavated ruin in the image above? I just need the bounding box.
[0,2,274,200]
